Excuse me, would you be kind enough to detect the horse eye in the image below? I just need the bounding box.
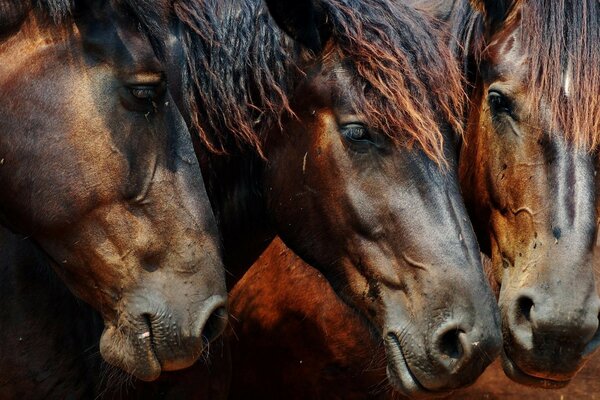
[130,87,157,100]
[488,90,513,117]
[341,124,372,143]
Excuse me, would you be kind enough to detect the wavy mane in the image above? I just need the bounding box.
[0,0,73,31]
[446,0,600,150]
[133,0,465,164]
[317,0,465,164]
[519,0,600,150]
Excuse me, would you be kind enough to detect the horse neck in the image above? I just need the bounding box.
[0,225,104,395]
[199,149,275,288]
[191,0,298,286]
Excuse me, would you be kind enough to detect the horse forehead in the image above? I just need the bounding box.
[486,28,526,79]
[562,58,573,98]
[488,24,573,98]
[78,6,161,72]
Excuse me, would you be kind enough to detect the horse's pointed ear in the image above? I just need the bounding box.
[264,0,329,54]
[0,0,31,34]
[470,0,513,30]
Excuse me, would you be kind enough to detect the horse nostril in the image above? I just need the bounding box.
[584,312,600,355]
[201,305,228,345]
[517,295,534,323]
[437,328,465,361]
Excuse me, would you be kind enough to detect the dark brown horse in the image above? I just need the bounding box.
[0,0,227,394]
[443,72,600,398]
[140,0,503,396]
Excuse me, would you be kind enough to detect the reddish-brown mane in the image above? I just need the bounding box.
[4,0,466,163]
[164,0,465,164]
[458,0,600,150]
[519,0,600,150]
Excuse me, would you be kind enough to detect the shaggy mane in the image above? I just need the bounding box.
[137,0,465,164]
[519,0,600,150]
[448,0,600,150]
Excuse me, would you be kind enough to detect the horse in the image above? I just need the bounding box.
[137,0,504,396]
[227,238,388,399]
[220,0,600,396]
[452,0,600,386]
[444,33,600,396]
[0,0,228,396]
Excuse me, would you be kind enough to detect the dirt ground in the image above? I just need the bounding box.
[449,354,600,399]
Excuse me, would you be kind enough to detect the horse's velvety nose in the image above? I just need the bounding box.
[433,324,473,372]
[200,300,228,344]
[429,320,500,385]
[154,295,228,373]
[509,292,600,350]
[504,290,600,379]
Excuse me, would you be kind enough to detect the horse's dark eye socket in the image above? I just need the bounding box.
[342,124,372,143]
[488,90,513,117]
[130,87,157,100]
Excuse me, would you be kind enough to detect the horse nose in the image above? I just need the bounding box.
[505,289,600,376]
[430,320,500,383]
[198,297,228,345]
[433,324,472,371]
[155,295,228,372]
[509,291,600,349]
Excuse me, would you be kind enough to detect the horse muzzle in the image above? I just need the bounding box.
[99,294,227,381]
[384,317,501,397]
[500,285,600,386]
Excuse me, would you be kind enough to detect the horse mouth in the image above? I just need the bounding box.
[501,349,571,389]
[385,333,448,398]
[140,314,162,360]
[99,322,162,382]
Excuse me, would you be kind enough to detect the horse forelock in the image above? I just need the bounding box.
[322,0,465,166]
[40,0,73,21]
[0,0,73,33]
[518,0,600,150]
[161,0,465,163]
[461,0,600,150]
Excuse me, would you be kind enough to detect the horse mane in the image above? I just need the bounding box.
[519,0,600,150]
[450,0,600,150]
[170,0,298,156]
[39,0,73,20]
[144,0,465,164]
[0,0,71,32]
[318,0,465,164]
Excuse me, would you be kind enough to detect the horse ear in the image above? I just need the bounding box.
[264,0,329,54]
[470,0,513,30]
[0,0,30,35]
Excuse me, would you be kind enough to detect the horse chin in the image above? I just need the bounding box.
[384,335,449,399]
[501,349,571,389]
[99,325,162,382]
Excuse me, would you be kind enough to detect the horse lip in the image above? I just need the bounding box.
[138,314,163,374]
[385,333,449,398]
[501,348,571,389]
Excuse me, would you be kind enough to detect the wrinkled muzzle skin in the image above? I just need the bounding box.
[263,67,502,396]
[0,6,227,381]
